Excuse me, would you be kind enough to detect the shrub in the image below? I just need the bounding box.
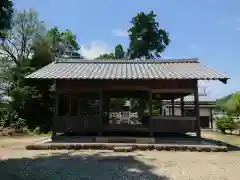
[32,126,40,134]
[215,116,237,133]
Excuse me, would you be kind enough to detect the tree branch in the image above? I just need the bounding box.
[0,44,18,65]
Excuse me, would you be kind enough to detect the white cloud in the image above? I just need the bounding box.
[112,29,128,37]
[80,41,112,59]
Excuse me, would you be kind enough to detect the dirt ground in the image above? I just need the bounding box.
[0,135,240,180]
[202,130,240,146]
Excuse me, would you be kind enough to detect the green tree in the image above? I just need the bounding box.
[0,9,45,64]
[224,91,240,116]
[46,27,80,57]
[95,53,115,59]
[0,9,81,133]
[114,44,125,59]
[0,0,13,39]
[128,11,170,59]
[0,9,47,130]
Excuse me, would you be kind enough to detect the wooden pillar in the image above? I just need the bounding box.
[210,108,213,129]
[194,82,201,140]
[106,95,110,124]
[52,93,58,138]
[180,96,184,116]
[159,100,162,115]
[171,99,175,116]
[149,90,153,137]
[139,99,144,118]
[99,89,103,136]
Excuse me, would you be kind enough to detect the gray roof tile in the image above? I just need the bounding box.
[25,58,229,80]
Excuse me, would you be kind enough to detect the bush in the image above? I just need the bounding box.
[215,116,237,133]
[143,109,160,116]
[32,126,40,134]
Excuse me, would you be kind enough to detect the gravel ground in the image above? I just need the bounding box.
[0,148,239,180]
[0,136,239,180]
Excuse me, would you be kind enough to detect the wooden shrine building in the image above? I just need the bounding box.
[26,58,229,140]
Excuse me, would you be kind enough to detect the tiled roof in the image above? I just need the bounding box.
[25,58,229,81]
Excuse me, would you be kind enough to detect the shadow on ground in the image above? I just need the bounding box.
[0,151,170,180]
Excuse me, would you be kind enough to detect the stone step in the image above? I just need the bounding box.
[26,143,228,152]
[113,146,133,152]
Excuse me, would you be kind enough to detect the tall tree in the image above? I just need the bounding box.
[46,27,80,57]
[0,0,13,39]
[0,9,45,102]
[128,11,170,59]
[0,9,82,132]
[114,44,125,59]
[0,9,45,64]
[0,9,48,131]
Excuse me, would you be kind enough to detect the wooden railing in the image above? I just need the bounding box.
[54,115,101,133]
[54,115,197,133]
[151,116,196,133]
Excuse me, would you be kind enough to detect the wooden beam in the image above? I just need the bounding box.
[159,100,162,115]
[104,86,150,91]
[180,96,184,116]
[194,82,201,140]
[67,95,71,116]
[99,89,103,136]
[171,99,175,116]
[52,90,58,138]
[152,89,195,93]
[149,90,153,137]
[57,88,100,93]
[210,108,213,129]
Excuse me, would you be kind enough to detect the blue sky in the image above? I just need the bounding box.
[13,0,240,99]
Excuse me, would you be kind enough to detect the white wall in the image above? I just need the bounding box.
[167,107,211,116]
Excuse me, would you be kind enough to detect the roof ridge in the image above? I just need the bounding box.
[55,57,199,64]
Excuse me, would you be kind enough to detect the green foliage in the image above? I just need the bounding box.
[0,0,13,39]
[0,9,45,65]
[46,27,80,57]
[216,93,232,106]
[109,98,126,111]
[215,116,237,133]
[217,91,240,116]
[114,44,125,59]
[0,9,81,134]
[224,91,240,116]
[96,44,125,60]
[128,11,170,59]
[96,53,115,59]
